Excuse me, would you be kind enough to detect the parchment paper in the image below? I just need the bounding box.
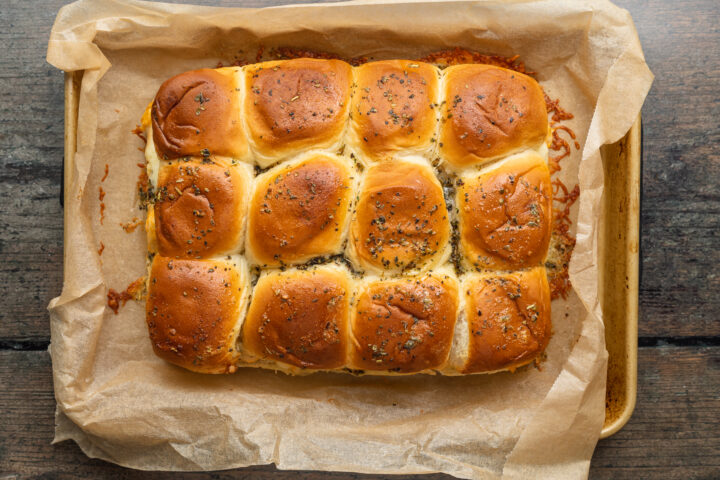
[46,0,652,477]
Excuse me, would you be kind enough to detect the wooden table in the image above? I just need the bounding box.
[1,0,718,478]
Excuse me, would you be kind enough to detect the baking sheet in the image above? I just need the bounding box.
[598,116,641,438]
[47,0,652,478]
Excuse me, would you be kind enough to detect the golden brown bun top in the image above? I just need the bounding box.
[153,158,248,258]
[351,159,450,272]
[459,152,552,270]
[350,272,459,373]
[146,256,246,374]
[247,154,354,266]
[350,60,439,160]
[244,59,352,160]
[151,68,248,160]
[242,267,350,370]
[439,64,548,167]
[462,267,551,373]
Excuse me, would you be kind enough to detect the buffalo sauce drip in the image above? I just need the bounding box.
[106,126,153,313]
[419,48,531,73]
[98,164,110,252]
[218,46,368,68]
[544,94,581,299]
[132,126,149,202]
[255,45,265,63]
[131,124,147,145]
[98,186,106,225]
[107,277,145,315]
[133,121,152,211]
[135,162,150,211]
[132,126,150,210]
[269,46,369,66]
[120,217,142,233]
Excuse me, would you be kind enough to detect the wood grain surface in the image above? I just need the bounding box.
[1,0,718,478]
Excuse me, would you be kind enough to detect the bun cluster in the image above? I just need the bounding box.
[142,58,553,375]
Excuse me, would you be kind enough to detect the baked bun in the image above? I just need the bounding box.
[460,267,551,373]
[241,265,351,372]
[150,68,249,161]
[145,255,249,374]
[350,270,459,373]
[245,152,356,267]
[348,157,450,274]
[439,64,548,168]
[457,152,552,270]
[244,59,353,167]
[148,158,252,258]
[348,60,440,162]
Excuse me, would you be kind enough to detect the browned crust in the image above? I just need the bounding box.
[242,268,350,369]
[244,59,352,159]
[350,273,458,373]
[151,68,248,160]
[439,64,548,167]
[247,154,353,265]
[152,158,248,258]
[349,60,439,160]
[462,267,551,374]
[146,256,246,374]
[350,160,450,271]
[458,153,552,270]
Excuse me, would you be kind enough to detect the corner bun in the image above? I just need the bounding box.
[152,159,251,258]
[349,158,450,273]
[348,60,440,161]
[241,266,351,370]
[151,68,249,160]
[439,64,548,167]
[145,255,249,374]
[462,267,551,374]
[350,272,459,373]
[458,152,552,270]
[244,59,352,166]
[246,153,355,266]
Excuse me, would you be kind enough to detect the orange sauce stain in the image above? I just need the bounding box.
[131,124,147,144]
[107,277,145,315]
[120,217,142,233]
